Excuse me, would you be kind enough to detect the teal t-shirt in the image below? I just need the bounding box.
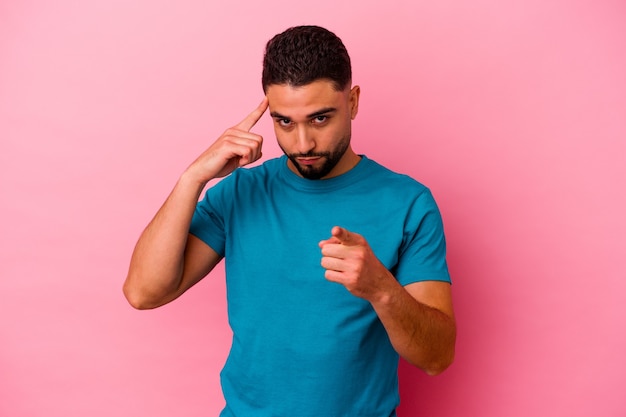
[190,155,450,417]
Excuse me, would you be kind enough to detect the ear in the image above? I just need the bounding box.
[349,85,361,120]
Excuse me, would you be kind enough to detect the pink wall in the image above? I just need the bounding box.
[2,1,625,416]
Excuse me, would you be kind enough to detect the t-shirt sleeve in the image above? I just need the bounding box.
[189,180,229,257]
[395,188,451,286]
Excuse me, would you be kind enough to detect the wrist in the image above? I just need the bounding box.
[178,169,210,196]
[180,166,211,189]
[369,270,402,306]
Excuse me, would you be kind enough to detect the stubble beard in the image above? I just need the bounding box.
[283,134,351,180]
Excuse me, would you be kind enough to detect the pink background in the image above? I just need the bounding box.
[2,1,625,416]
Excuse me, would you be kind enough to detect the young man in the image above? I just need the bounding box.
[124,25,455,417]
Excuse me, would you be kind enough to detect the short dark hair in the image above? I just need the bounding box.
[262,25,352,93]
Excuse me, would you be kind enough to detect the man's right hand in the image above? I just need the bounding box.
[185,97,269,184]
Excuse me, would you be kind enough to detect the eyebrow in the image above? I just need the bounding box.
[270,107,337,120]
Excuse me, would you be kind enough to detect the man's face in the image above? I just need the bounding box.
[266,80,360,180]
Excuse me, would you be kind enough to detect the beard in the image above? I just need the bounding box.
[282,133,351,180]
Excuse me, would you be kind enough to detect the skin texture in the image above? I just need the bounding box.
[123,80,456,375]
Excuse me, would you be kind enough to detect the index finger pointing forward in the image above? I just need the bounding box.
[331,226,361,246]
[236,97,269,132]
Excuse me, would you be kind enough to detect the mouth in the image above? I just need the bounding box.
[295,156,322,166]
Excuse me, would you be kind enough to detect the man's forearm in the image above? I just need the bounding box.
[371,277,456,375]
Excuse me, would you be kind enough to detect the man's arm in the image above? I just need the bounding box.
[122,176,221,309]
[123,98,269,309]
[319,226,456,375]
[370,279,455,375]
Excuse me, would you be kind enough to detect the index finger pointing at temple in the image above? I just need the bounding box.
[236,97,269,132]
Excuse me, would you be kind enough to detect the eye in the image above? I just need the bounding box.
[277,118,292,127]
[312,115,328,125]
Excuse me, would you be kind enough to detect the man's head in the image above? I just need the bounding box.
[262,25,352,93]
[262,26,360,180]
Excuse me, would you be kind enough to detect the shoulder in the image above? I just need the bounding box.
[361,156,430,196]
[359,157,442,221]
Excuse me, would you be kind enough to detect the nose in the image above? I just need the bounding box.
[295,125,315,154]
